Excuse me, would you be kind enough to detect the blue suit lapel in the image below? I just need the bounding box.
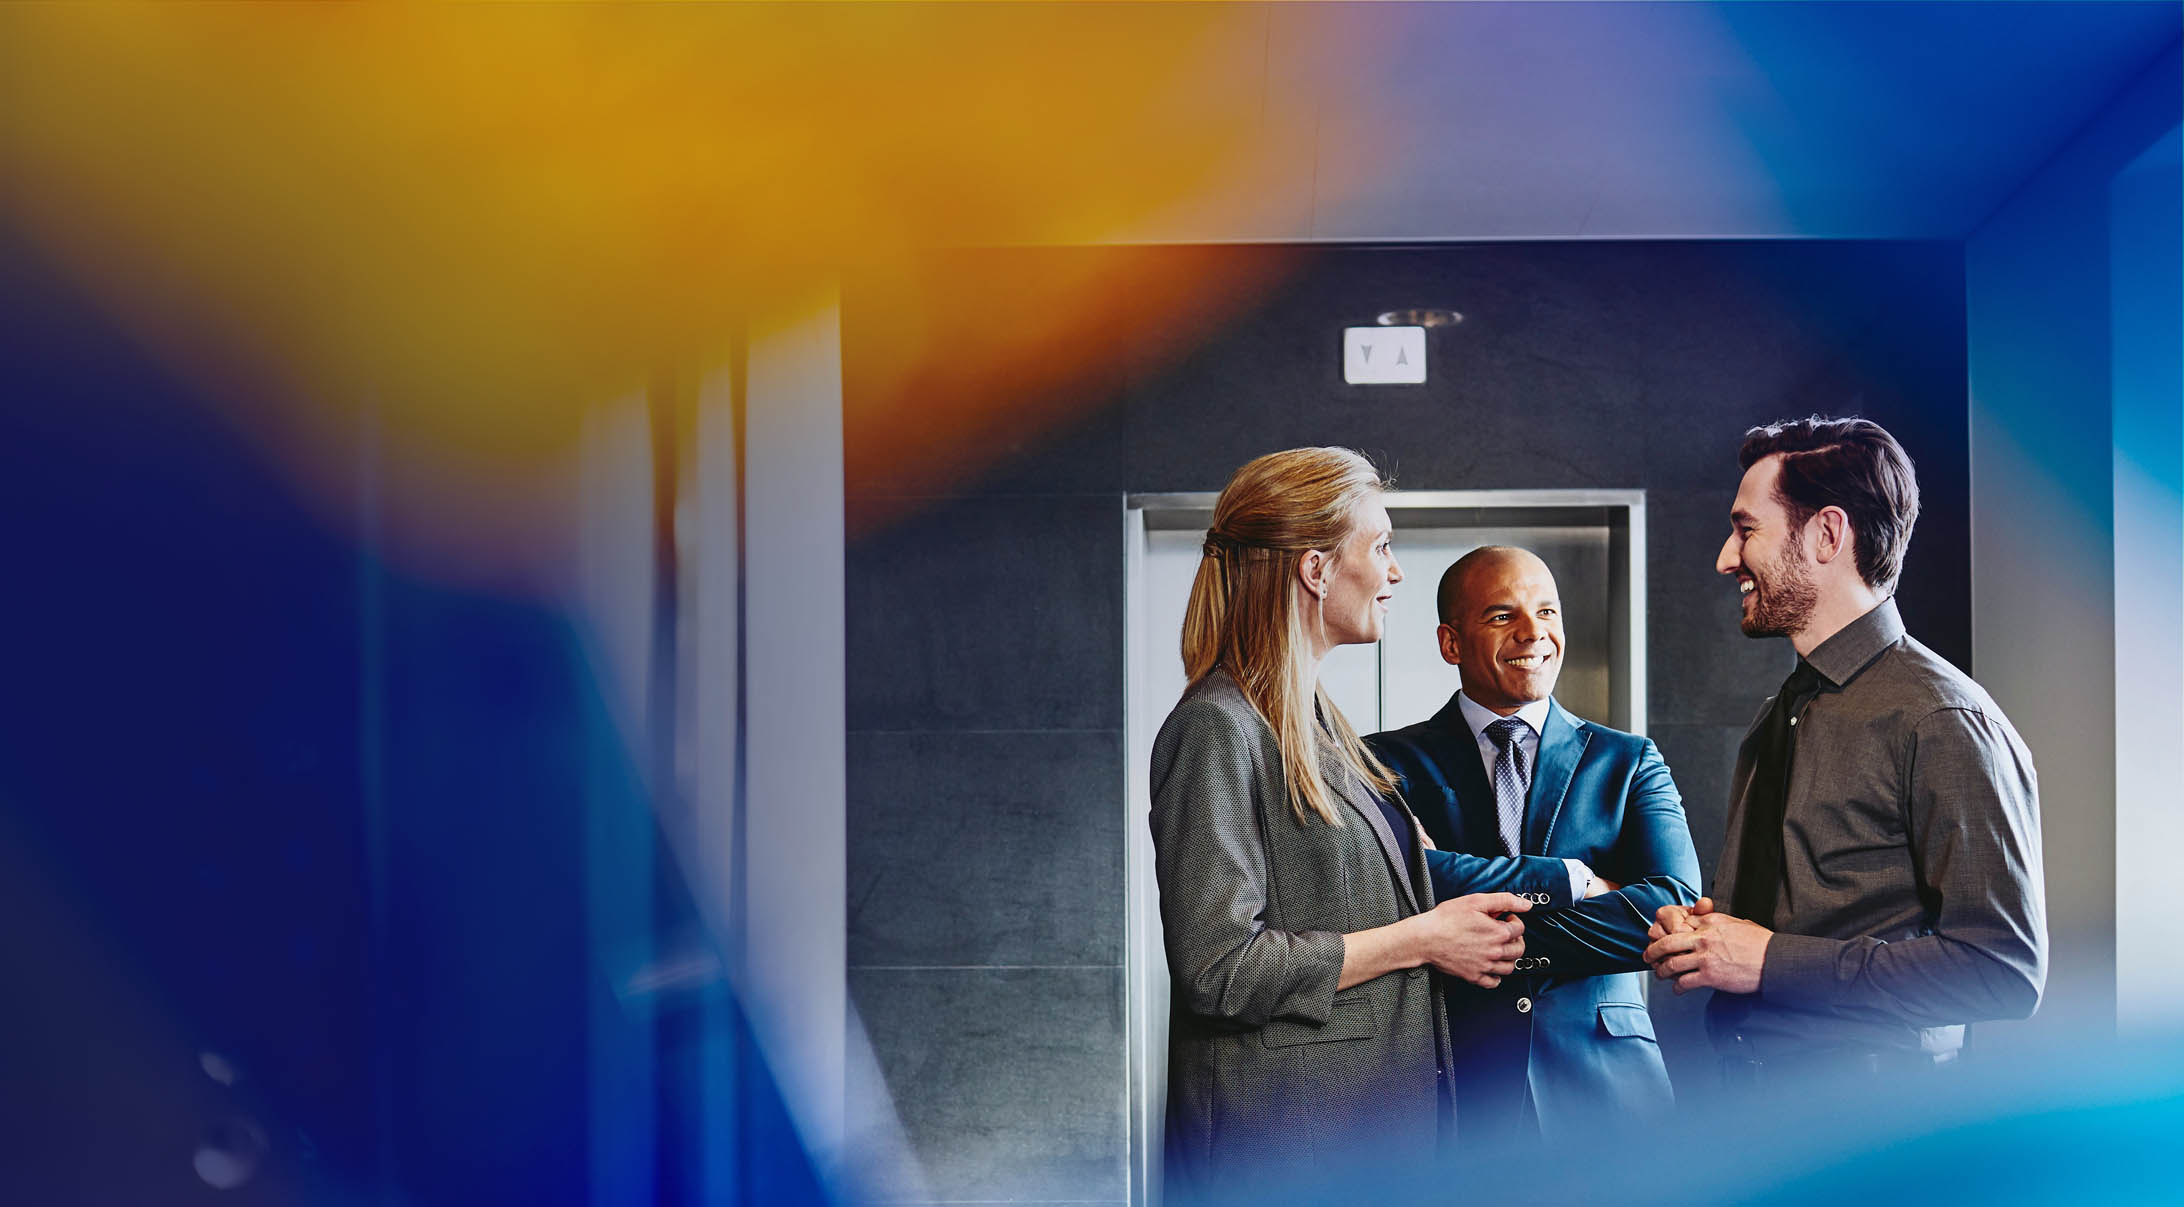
[1428,693,1503,853]
[1523,700,1591,855]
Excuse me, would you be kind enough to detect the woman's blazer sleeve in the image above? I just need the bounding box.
[1149,692,1345,1029]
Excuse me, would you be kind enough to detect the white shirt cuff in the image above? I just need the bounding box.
[1564,859,1592,902]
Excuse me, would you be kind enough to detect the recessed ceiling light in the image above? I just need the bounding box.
[1376,308,1463,328]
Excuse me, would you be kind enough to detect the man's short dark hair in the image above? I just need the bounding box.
[1739,416,1920,592]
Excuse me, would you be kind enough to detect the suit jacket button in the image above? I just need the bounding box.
[1516,997,1533,1014]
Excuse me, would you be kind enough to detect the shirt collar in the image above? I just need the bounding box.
[1456,690,1552,740]
[1803,597,1906,687]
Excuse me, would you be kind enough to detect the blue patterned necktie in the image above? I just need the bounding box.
[1486,716,1532,856]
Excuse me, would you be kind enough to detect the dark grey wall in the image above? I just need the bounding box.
[844,241,1969,1201]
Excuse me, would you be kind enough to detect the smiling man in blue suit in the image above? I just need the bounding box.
[1370,546,1700,1144]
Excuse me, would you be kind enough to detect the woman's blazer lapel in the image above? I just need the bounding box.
[1317,739,1422,916]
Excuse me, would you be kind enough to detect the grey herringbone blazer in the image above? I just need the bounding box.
[1150,669,1448,1194]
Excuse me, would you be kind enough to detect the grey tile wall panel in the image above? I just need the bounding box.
[847,494,1123,733]
[1646,721,1754,894]
[967,391,1129,498]
[849,729,1125,968]
[851,967,1127,1203]
[1120,332,1316,494]
[844,378,1129,501]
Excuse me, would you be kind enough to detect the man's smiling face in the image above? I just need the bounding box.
[1718,454,1820,640]
[1439,548,1565,716]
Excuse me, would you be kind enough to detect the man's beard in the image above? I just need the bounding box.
[1742,532,1819,639]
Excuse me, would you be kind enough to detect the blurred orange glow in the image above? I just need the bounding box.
[0,4,1380,577]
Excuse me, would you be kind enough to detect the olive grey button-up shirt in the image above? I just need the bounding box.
[1707,599,2048,1060]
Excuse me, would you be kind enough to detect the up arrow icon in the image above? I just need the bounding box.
[1344,326,1427,385]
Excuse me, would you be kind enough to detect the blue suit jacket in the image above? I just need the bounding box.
[1370,695,1700,1140]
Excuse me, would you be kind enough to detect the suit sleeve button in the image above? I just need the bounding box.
[1537,957,1551,968]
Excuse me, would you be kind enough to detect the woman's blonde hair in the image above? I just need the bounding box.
[1182,447,1398,826]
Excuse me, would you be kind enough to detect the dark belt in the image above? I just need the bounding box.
[1719,1043,1958,1091]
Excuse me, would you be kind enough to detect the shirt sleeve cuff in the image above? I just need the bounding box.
[1563,859,1591,902]
[1758,930,1850,1004]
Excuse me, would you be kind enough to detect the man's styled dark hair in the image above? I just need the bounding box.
[1739,416,1921,592]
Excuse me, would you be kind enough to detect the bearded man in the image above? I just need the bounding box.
[1642,416,2047,1093]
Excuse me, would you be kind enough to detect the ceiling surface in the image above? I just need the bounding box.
[1097,1,2183,242]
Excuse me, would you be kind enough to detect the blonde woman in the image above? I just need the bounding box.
[1150,448,1578,1192]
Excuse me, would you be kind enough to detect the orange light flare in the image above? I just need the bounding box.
[841,243,1308,536]
[0,3,1394,586]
